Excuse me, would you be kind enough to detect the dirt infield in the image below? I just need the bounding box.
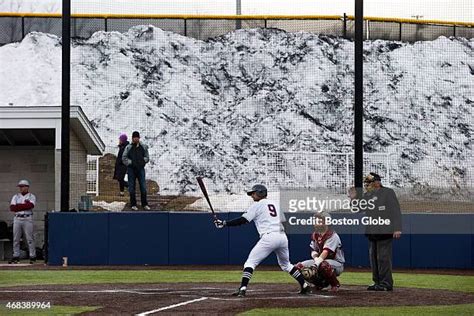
[0,282,473,315]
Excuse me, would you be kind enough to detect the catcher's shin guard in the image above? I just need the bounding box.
[318,261,340,288]
[300,266,317,280]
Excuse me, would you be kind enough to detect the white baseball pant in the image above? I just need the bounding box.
[244,232,293,272]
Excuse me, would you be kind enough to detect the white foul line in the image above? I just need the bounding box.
[136,297,208,315]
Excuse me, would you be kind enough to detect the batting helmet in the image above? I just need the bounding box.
[247,184,267,198]
[17,179,30,187]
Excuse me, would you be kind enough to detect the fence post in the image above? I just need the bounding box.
[386,153,391,187]
[305,155,309,188]
[184,19,187,37]
[399,22,402,41]
[264,19,267,29]
[21,17,25,39]
[453,25,456,37]
[105,18,108,32]
[354,0,364,193]
[343,13,347,38]
[366,19,370,40]
[265,151,269,188]
[346,154,350,189]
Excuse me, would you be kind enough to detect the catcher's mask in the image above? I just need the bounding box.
[364,172,381,183]
[364,172,381,192]
[314,213,330,234]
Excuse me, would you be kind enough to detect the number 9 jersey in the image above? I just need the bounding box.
[242,199,285,237]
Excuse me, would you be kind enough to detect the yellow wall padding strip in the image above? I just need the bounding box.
[0,12,471,27]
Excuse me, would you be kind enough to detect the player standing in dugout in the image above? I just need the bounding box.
[214,184,311,297]
[9,180,37,264]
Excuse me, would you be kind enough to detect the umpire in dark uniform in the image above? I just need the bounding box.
[363,172,402,291]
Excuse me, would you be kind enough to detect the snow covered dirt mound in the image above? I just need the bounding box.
[0,26,473,197]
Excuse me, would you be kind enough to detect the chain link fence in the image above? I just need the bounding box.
[265,151,390,193]
[0,14,472,45]
[0,10,472,213]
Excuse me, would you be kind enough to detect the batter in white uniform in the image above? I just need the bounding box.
[214,184,310,297]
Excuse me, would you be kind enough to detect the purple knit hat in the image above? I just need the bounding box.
[119,133,128,142]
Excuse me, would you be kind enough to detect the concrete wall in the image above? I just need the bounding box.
[0,147,55,249]
[69,130,87,210]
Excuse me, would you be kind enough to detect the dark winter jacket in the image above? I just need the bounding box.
[113,141,129,180]
[363,187,402,241]
[122,142,150,170]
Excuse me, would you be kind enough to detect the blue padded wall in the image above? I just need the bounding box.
[288,233,311,264]
[472,214,474,268]
[347,213,369,268]
[48,212,109,265]
[47,212,474,268]
[228,214,259,265]
[168,212,229,265]
[392,216,411,268]
[108,212,169,265]
[411,234,472,269]
[410,214,472,269]
[338,234,352,266]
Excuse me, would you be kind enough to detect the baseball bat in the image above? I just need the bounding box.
[196,177,218,220]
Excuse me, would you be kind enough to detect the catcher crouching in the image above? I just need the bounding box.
[296,213,345,292]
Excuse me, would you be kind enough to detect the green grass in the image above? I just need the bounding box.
[0,270,472,293]
[0,305,98,315]
[339,272,474,293]
[241,304,474,316]
[0,270,472,315]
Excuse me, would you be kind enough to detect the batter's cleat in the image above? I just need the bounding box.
[143,205,151,211]
[8,257,20,264]
[232,287,246,297]
[299,285,311,295]
[131,206,138,211]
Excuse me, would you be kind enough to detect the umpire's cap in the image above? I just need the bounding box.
[17,179,30,187]
[247,184,267,197]
[364,172,382,183]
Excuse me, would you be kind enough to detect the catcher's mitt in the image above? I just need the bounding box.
[300,266,318,281]
[300,266,330,288]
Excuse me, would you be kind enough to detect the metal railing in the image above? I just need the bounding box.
[0,13,472,44]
